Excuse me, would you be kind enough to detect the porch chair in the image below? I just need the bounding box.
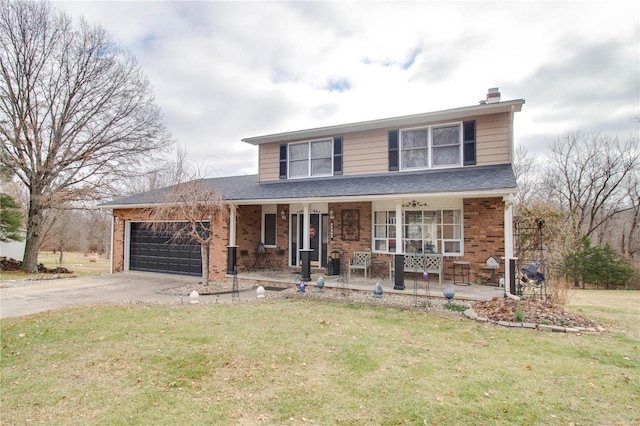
[272,248,285,272]
[389,253,443,284]
[423,254,443,284]
[239,250,255,272]
[348,251,371,281]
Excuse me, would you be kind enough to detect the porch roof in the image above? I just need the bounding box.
[100,164,516,208]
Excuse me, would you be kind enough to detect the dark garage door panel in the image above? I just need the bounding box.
[129,222,202,276]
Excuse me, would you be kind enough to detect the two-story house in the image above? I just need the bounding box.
[102,88,524,290]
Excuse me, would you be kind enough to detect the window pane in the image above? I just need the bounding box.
[402,149,428,168]
[374,240,388,251]
[402,129,428,148]
[375,224,387,238]
[290,160,308,177]
[432,125,459,147]
[311,158,332,175]
[442,224,455,239]
[405,211,422,224]
[443,210,460,224]
[311,140,332,157]
[374,211,386,224]
[289,143,308,161]
[264,214,276,246]
[444,241,461,253]
[433,146,459,166]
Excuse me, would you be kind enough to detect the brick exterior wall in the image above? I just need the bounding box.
[112,208,230,280]
[327,202,372,271]
[458,197,505,283]
[111,197,505,284]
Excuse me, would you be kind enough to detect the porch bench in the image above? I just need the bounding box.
[348,251,371,281]
[389,253,443,284]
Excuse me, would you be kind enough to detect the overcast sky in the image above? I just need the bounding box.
[57,1,639,177]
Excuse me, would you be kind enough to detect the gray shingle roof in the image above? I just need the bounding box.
[100,164,516,207]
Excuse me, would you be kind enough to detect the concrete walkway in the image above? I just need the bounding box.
[1,270,505,320]
[0,272,219,319]
[237,269,505,301]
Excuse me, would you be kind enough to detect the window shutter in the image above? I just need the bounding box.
[388,130,399,171]
[463,121,476,166]
[333,137,343,175]
[279,144,287,179]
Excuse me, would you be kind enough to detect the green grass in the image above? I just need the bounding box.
[1,251,109,280]
[2,298,638,425]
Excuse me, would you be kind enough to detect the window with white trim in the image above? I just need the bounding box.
[400,123,462,170]
[262,207,277,247]
[373,211,397,252]
[289,139,333,178]
[373,209,462,255]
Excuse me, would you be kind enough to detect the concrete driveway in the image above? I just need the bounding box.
[0,272,216,319]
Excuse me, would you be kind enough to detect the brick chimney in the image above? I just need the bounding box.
[486,87,501,104]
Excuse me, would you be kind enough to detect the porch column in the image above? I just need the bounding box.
[394,200,405,290]
[300,203,312,281]
[503,194,515,297]
[227,204,237,275]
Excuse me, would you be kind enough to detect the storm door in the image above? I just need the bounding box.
[289,213,328,267]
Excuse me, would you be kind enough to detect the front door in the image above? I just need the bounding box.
[290,213,327,267]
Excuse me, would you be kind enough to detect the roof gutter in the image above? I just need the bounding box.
[99,187,517,210]
[243,99,525,145]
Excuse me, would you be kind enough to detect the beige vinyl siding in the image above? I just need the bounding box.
[257,112,513,181]
[259,144,280,181]
[342,129,388,175]
[476,113,511,165]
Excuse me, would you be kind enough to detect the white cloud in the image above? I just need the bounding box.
[55,0,640,176]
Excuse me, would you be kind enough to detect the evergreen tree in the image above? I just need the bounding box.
[562,236,633,289]
[0,193,23,242]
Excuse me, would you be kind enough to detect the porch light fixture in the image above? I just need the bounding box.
[280,209,287,220]
[329,208,335,220]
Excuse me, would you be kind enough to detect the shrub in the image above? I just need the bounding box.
[561,237,634,289]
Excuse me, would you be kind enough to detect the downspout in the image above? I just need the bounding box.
[504,104,521,300]
[226,204,237,275]
[503,194,519,299]
[109,211,115,274]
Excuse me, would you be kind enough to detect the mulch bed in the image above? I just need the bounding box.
[471,297,602,329]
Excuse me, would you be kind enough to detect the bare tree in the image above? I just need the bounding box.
[513,144,541,205]
[543,132,640,248]
[143,178,228,286]
[621,175,640,261]
[126,144,188,195]
[0,1,172,272]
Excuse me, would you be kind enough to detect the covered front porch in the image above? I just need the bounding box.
[233,268,504,301]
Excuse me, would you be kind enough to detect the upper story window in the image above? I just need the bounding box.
[281,137,343,179]
[400,124,461,170]
[289,139,332,178]
[390,120,475,172]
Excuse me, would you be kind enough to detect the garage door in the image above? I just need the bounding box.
[129,222,202,276]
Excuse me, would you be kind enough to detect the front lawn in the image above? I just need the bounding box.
[1,297,638,425]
